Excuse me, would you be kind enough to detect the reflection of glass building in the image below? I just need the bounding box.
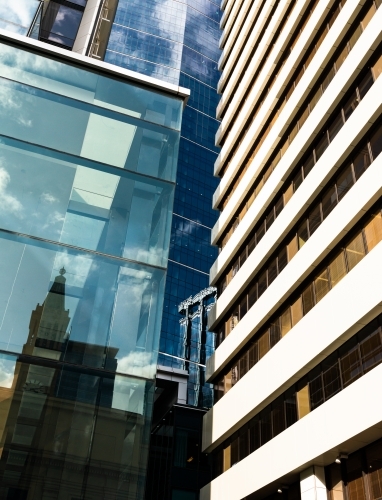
[100,0,222,387]
[178,287,217,407]
[0,32,188,499]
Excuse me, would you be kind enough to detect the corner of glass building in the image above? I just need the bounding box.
[0,30,188,499]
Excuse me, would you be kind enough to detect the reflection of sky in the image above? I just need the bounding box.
[106,0,220,86]
[0,0,40,35]
[44,4,83,48]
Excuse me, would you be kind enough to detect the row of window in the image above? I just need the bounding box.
[244,439,382,500]
[220,0,246,61]
[216,55,382,297]
[218,0,380,250]
[218,0,345,184]
[216,64,382,347]
[219,0,297,119]
[212,310,382,479]
[220,0,317,143]
[214,186,382,400]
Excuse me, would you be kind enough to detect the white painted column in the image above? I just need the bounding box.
[300,466,327,500]
[72,0,102,55]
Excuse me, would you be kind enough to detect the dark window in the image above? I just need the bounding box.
[41,2,83,48]
[239,353,248,379]
[248,233,257,254]
[370,123,382,161]
[285,389,298,427]
[239,427,249,461]
[302,283,315,315]
[358,69,374,99]
[343,90,359,121]
[278,246,288,274]
[322,356,342,400]
[322,66,335,92]
[297,220,309,249]
[231,435,239,466]
[266,208,275,230]
[248,343,258,369]
[359,320,382,373]
[249,418,261,453]
[309,370,324,410]
[248,283,257,308]
[336,163,354,201]
[275,195,284,216]
[353,146,371,180]
[303,152,315,177]
[257,222,265,243]
[268,258,278,286]
[258,271,267,298]
[240,247,247,267]
[261,409,272,445]
[293,167,304,191]
[308,203,322,236]
[315,131,329,161]
[322,185,338,219]
[328,112,344,142]
[272,400,285,437]
[340,342,362,387]
[240,295,248,319]
[270,320,281,347]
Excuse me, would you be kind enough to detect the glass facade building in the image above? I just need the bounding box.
[0,37,185,499]
[102,0,222,396]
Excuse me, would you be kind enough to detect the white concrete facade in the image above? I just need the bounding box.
[203,0,382,498]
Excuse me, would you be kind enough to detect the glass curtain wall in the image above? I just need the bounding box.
[0,0,42,36]
[0,41,183,500]
[101,0,222,394]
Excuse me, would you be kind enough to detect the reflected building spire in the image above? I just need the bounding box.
[26,267,70,355]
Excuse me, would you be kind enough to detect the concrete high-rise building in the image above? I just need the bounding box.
[202,0,382,499]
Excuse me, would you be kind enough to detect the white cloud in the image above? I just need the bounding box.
[16,117,32,127]
[0,0,40,32]
[0,166,23,215]
[41,192,58,204]
[0,358,15,389]
[117,351,156,379]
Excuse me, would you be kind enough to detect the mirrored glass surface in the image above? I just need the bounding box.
[40,2,83,48]
[0,76,180,180]
[0,42,182,131]
[0,351,153,500]
[0,0,40,35]
[0,231,165,379]
[0,136,174,267]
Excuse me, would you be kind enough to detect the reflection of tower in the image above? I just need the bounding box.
[178,287,217,407]
[25,267,70,357]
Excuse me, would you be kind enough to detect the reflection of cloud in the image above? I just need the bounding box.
[53,252,98,288]
[117,351,156,379]
[0,358,15,388]
[0,0,39,33]
[41,192,58,204]
[16,117,32,127]
[0,82,21,111]
[0,166,23,215]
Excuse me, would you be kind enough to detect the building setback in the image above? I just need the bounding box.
[202,0,382,499]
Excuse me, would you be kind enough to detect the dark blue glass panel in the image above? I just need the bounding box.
[105,0,222,408]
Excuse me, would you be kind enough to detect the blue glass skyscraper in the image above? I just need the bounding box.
[104,0,221,400]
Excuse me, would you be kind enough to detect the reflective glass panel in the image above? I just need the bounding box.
[0,231,165,380]
[0,351,154,500]
[0,137,174,267]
